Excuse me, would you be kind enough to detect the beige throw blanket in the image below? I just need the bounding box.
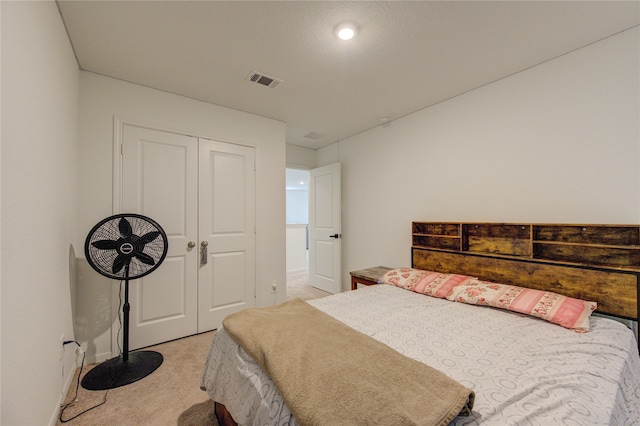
[223,298,475,426]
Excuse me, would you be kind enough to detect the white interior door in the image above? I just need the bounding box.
[309,163,342,293]
[121,125,199,349]
[198,139,256,331]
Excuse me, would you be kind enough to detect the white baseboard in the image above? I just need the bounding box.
[49,349,113,425]
[85,350,113,365]
[49,364,77,426]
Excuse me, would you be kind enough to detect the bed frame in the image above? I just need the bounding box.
[412,222,640,329]
[214,222,640,425]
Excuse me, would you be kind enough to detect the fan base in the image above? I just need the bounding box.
[81,350,163,391]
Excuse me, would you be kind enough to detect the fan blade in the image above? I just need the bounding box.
[92,240,118,250]
[119,217,133,239]
[138,231,161,245]
[135,252,156,266]
[112,254,129,274]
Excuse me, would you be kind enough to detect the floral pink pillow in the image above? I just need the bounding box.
[447,279,597,332]
[379,268,473,299]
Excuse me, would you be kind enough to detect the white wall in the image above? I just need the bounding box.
[286,143,316,169]
[1,1,80,424]
[338,27,640,288]
[286,190,309,224]
[286,225,308,272]
[317,142,339,167]
[77,72,286,362]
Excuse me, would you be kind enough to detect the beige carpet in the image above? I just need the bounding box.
[286,269,331,300]
[58,272,328,425]
[57,331,217,426]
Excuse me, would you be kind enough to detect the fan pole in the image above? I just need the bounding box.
[123,264,130,362]
[80,266,163,391]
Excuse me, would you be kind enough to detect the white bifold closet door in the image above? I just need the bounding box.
[121,125,255,350]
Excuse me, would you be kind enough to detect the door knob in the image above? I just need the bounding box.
[201,241,208,247]
[187,241,196,248]
[329,234,342,239]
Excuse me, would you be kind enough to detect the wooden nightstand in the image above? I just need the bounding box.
[350,266,392,290]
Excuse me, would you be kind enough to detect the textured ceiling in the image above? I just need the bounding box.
[58,1,639,149]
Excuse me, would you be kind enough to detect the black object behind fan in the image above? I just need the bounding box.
[81,213,168,390]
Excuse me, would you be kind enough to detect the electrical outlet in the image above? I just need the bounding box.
[271,282,277,293]
[75,346,84,368]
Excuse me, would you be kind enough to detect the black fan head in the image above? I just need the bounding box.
[85,214,168,280]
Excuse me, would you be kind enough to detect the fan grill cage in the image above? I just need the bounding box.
[85,214,168,280]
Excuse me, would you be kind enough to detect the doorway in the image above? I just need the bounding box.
[286,168,310,298]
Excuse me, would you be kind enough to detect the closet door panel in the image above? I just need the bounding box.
[198,139,256,332]
[121,125,199,349]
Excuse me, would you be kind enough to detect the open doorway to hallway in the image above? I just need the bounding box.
[286,168,330,300]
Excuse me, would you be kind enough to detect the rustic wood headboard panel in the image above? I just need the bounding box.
[411,222,640,322]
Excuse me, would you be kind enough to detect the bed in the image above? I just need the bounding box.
[201,222,640,425]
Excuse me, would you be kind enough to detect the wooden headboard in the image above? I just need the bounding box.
[411,222,640,323]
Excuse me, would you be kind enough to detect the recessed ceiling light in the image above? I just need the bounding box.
[334,21,359,41]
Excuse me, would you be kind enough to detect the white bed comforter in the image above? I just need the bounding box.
[200,284,640,425]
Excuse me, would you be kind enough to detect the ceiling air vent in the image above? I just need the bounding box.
[247,71,283,88]
[304,132,324,140]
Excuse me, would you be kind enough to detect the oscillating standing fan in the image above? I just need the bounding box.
[81,213,168,391]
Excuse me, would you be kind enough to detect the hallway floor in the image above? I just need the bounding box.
[286,269,332,300]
